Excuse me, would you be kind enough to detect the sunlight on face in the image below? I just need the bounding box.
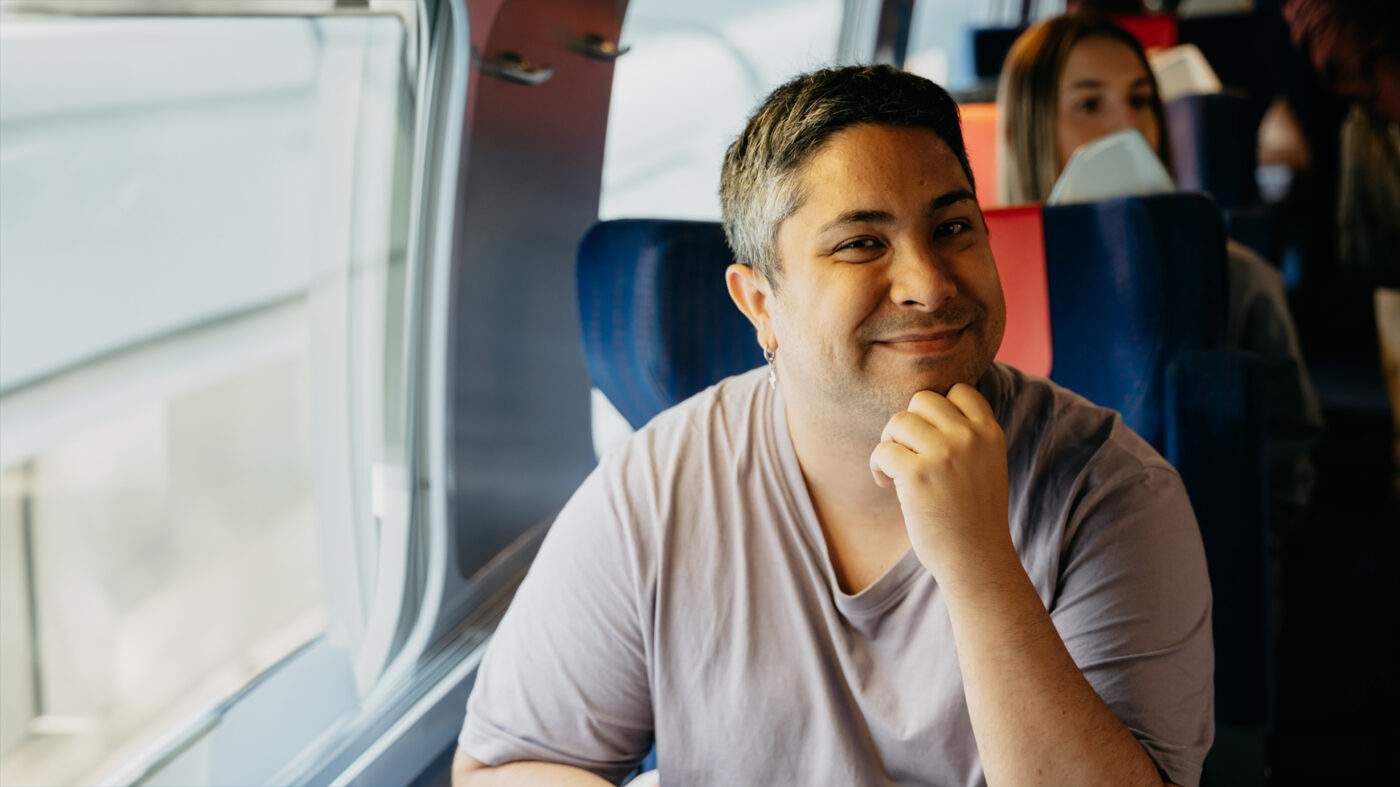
[766,124,1006,434]
[1055,36,1161,174]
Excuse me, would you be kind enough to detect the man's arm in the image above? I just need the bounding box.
[937,544,1167,786]
[455,466,655,784]
[871,385,1180,786]
[451,747,612,787]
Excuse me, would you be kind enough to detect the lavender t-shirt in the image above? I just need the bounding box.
[460,363,1214,786]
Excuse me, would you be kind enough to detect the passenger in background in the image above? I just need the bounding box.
[996,14,1324,546]
[455,65,1212,787]
[1285,0,1400,499]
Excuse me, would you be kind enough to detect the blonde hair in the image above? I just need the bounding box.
[996,15,1172,205]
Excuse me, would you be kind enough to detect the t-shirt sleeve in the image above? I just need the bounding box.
[458,462,653,783]
[1050,459,1214,787]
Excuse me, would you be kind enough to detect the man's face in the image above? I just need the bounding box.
[761,123,1006,429]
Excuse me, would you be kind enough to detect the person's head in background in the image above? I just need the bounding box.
[996,14,1172,204]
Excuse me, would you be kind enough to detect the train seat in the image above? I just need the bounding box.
[577,219,762,431]
[578,193,1235,448]
[958,102,1000,205]
[1165,91,1278,262]
[576,192,1271,744]
[1165,92,1262,209]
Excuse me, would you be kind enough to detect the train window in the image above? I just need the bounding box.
[905,1,1070,94]
[598,0,850,222]
[0,4,422,785]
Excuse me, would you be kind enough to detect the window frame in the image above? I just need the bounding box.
[0,1,453,784]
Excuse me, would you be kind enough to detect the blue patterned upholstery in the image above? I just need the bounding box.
[1041,193,1229,450]
[577,219,762,430]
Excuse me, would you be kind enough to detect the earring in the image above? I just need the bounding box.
[764,346,777,390]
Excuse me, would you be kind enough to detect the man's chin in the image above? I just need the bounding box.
[888,362,986,400]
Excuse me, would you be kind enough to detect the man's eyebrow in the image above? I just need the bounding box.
[816,190,977,235]
[928,189,976,213]
[817,209,894,235]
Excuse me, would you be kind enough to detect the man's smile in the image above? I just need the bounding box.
[871,324,971,355]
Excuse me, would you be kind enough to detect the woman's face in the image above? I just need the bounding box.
[1054,35,1161,174]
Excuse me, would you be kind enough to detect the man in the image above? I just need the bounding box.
[454,65,1213,786]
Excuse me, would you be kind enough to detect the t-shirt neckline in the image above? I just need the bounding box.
[762,365,1010,619]
[765,380,926,619]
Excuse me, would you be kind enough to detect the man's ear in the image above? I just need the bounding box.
[726,263,776,351]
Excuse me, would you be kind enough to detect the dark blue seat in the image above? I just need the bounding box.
[1039,194,1230,448]
[579,195,1239,446]
[1165,92,1262,211]
[576,192,1271,755]
[1163,92,1281,268]
[577,219,763,429]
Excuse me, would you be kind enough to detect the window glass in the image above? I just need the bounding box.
[599,0,848,222]
[905,0,1068,93]
[0,11,415,786]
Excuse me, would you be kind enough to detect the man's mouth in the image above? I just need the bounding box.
[872,325,969,355]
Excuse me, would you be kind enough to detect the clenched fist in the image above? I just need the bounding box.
[869,383,1013,583]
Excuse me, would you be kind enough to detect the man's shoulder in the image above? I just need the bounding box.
[633,366,767,440]
[599,367,771,478]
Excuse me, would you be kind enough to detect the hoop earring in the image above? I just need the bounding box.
[764,347,777,390]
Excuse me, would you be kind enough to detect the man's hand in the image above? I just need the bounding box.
[869,383,1012,581]
[871,385,1169,787]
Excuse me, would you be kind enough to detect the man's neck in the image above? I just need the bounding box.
[781,391,904,529]
[781,391,913,593]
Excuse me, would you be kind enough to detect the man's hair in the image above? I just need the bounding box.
[995,14,1172,204]
[719,65,974,286]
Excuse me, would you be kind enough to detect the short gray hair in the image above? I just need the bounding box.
[720,65,975,287]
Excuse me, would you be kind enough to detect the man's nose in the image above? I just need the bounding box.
[888,244,957,309]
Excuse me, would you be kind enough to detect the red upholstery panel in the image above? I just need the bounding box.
[1113,13,1179,50]
[960,102,1000,206]
[984,205,1051,377]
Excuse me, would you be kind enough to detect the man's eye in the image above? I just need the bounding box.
[933,220,971,240]
[835,238,882,252]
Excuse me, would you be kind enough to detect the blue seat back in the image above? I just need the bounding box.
[1165,92,1262,210]
[579,194,1229,442]
[1041,192,1229,450]
[1167,349,1271,726]
[577,219,762,430]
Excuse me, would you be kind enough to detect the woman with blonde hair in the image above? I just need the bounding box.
[995,14,1323,540]
[996,14,1170,204]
